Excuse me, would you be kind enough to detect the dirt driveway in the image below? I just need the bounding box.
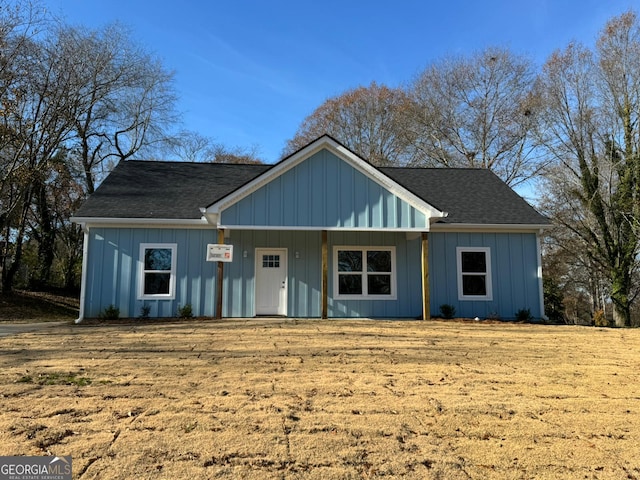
[0,321,69,337]
[1,318,639,479]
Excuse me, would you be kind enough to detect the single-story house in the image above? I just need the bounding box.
[72,135,550,322]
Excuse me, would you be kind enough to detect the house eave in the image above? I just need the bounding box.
[216,224,434,232]
[430,222,551,233]
[70,216,213,230]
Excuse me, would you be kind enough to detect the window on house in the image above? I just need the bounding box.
[139,243,177,299]
[262,255,280,268]
[334,247,396,299]
[457,247,492,300]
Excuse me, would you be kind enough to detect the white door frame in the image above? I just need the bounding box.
[255,248,288,316]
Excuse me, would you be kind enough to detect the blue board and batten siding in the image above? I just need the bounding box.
[83,228,422,318]
[222,230,323,317]
[84,228,218,318]
[220,149,427,229]
[429,232,542,319]
[327,231,423,318]
[83,227,542,320]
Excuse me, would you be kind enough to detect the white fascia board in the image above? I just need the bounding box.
[216,224,432,232]
[206,135,445,220]
[70,216,213,229]
[430,223,551,233]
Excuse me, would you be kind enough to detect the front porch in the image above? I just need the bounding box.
[218,229,430,319]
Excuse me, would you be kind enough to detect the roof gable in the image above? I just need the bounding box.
[207,135,445,229]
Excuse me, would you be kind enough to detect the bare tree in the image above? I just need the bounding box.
[165,131,215,162]
[539,165,613,324]
[165,130,263,164]
[284,82,416,166]
[60,23,178,194]
[0,1,47,245]
[46,154,85,290]
[1,17,80,291]
[0,7,180,292]
[537,11,640,326]
[406,47,541,186]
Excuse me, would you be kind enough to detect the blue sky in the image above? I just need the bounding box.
[43,0,633,164]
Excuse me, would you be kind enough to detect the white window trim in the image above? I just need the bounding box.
[333,246,397,300]
[457,246,492,301]
[138,243,177,300]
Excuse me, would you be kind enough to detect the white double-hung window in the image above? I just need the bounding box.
[457,247,492,301]
[138,243,177,300]
[334,246,396,300]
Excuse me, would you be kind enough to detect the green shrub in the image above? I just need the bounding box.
[101,304,120,320]
[515,308,533,322]
[178,303,193,319]
[439,304,456,319]
[139,304,151,319]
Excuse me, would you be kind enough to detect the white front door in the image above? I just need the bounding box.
[255,248,287,316]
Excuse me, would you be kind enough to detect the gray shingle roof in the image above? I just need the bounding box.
[74,161,270,219]
[74,159,549,226]
[379,167,549,225]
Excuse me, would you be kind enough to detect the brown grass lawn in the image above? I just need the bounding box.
[1,319,639,479]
